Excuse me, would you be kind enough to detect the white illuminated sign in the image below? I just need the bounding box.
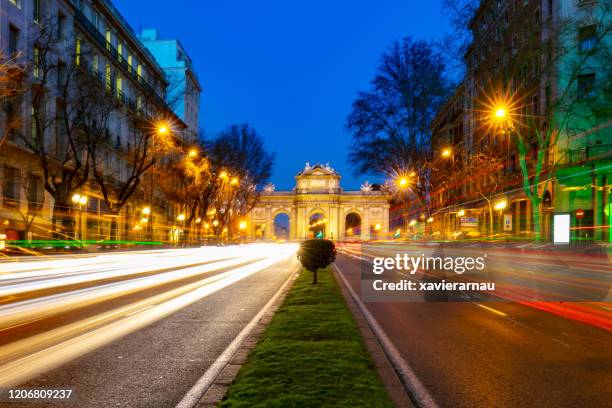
[553,214,570,244]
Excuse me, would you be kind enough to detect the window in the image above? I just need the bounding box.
[105,64,112,91]
[532,94,539,116]
[92,11,100,30]
[33,46,41,78]
[136,95,142,111]
[137,64,143,81]
[579,25,597,52]
[116,76,122,99]
[8,0,21,10]
[128,55,133,72]
[33,0,42,23]
[578,73,596,98]
[31,106,37,142]
[27,174,43,210]
[117,42,123,63]
[105,30,112,51]
[2,166,20,208]
[534,8,540,25]
[8,25,19,57]
[548,0,553,17]
[75,37,81,65]
[57,60,65,91]
[57,13,65,40]
[93,54,99,72]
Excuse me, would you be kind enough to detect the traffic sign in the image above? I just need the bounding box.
[575,209,584,219]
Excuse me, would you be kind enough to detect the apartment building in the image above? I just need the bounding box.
[0,0,188,244]
[431,0,611,242]
[139,28,201,145]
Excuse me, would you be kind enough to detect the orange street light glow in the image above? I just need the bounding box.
[441,148,452,158]
[398,177,409,187]
[157,124,169,135]
[495,108,506,118]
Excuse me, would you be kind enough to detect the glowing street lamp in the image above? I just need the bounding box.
[441,147,452,158]
[71,193,88,242]
[374,223,381,231]
[177,213,186,222]
[239,220,247,230]
[219,171,228,180]
[494,199,507,211]
[212,219,219,227]
[157,123,169,135]
[230,177,239,186]
[427,216,434,223]
[457,209,466,217]
[398,177,409,188]
[142,206,151,216]
[495,108,506,119]
[408,219,417,227]
[188,149,198,158]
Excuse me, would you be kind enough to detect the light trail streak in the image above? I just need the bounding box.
[0,244,298,387]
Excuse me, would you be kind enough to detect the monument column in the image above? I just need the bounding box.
[383,204,390,234]
[363,205,370,240]
[265,206,272,240]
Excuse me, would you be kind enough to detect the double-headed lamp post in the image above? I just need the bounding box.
[71,193,88,242]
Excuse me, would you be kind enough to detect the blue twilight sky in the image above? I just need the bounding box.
[114,0,450,190]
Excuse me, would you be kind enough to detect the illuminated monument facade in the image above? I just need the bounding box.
[247,163,390,241]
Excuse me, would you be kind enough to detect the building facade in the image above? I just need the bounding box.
[247,163,390,241]
[139,28,201,144]
[0,0,189,244]
[430,0,611,242]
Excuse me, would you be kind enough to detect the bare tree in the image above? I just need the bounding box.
[205,124,274,238]
[15,19,93,240]
[157,145,210,244]
[0,53,26,149]
[346,37,451,206]
[494,1,612,240]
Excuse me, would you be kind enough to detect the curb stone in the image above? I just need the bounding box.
[194,269,300,407]
[333,265,415,408]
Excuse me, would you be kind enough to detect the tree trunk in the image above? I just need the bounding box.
[530,196,541,241]
[312,268,318,284]
[488,203,494,238]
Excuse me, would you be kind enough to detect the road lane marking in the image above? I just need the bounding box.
[332,263,438,408]
[472,303,508,317]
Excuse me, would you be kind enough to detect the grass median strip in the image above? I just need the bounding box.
[220,266,393,407]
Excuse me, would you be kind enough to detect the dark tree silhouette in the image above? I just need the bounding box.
[297,239,337,284]
[346,37,451,200]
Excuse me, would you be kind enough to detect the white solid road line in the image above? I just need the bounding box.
[332,263,438,408]
[175,260,300,408]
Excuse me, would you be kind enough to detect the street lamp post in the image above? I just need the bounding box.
[71,193,88,244]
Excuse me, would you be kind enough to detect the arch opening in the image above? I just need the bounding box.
[308,212,326,239]
[273,213,290,241]
[345,212,361,238]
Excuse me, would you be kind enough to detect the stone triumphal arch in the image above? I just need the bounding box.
[246,163,390,241]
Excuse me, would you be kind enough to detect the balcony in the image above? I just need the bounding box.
[566,144,612,164]
[74,10,168,109]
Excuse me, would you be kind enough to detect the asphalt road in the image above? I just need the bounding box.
[335,244,612,408]
[0,245,299,407]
